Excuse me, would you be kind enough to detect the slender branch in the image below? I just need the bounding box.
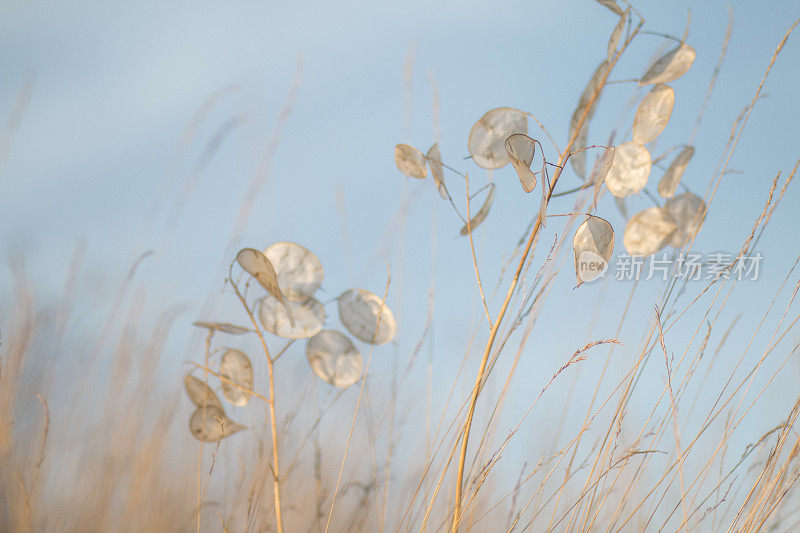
[424,155,468,223]
[272,339,296,364]
[651,144,691,166]
[468,182,494,200]
[551,180,595,198]
[229,261,284,533]
[325,267,392,532]
[450,158,559,532]
[639,30,684,43]
[189,362,272,405]
[464,173,492,328]
[449,19,642,531]
[196,330,213,533]
[522,112,561,155]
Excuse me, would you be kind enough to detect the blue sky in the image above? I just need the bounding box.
[1,0,800,507]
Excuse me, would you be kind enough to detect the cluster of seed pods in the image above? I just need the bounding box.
[186,242,396,441]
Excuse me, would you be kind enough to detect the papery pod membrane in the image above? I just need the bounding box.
[394,144,427,179]
[623,206,677,256]
[189,405,245,442]
[633,84,675,145]
[591,146,615,209]
[263,242,324,302]
[220,349,253,407]
[605,141,651,198]
[426,143,448,199]
[579,61,611,110]
[468,108,528,169]
[459,184,496,236]
[184,374,224,411]
[236,248,281,297]
[658,146,695,198]
[664,192,706,248]
[306,330,363,388]
[595,0,624,16]
[569,107,590,179]
[192,321,250,335]
[573,216,615,285]
[237,248,295,326]
[259,295,325,339]
[569,109,589,180]
[570,60,610,179]
[639,43,696,86]
[607,9,629,62]
[504,134,537,193]
[338,288,396,345]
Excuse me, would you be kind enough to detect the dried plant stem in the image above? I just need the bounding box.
[325,269,391,533]
[196,330,213,533]
[189,362,271,404]
[448,21,641,531]
[451,141,570,532]
[654,307,688,527]
[522,111,561,154]
[464,173,492,327]
[456,340,621,524]
[229,268,284,533]
[264,346,284,533]
[689,7,733,144]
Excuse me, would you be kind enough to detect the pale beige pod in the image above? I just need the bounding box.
[394,144,427,179]
[220,349,253,407]
[184,374,223,411]
[263,241,324,302]
[192,321,250,335]
[338,288,396,345]
[578,60,611,110]
[639,43,696,86]
[569,60,611,179]
[504,134,537,193]
[657,146,695,198]
[664,192,706,248]
[633,84,675,145]
[259,295,325,339]
[468,108,528,170]
[459,184,496,236]
[306,329,364,388]
[623,206,677,256]
[568,107,590,179]
[237,247,295,326]
[426,143,448,199]
[604,142,651,198]
[607,8,629,62]
[236,248,282,298]
[591,146,615,209]
[573,216,615,285]
[189,405,245,442]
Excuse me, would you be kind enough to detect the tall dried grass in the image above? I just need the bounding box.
[2,3,800,532]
